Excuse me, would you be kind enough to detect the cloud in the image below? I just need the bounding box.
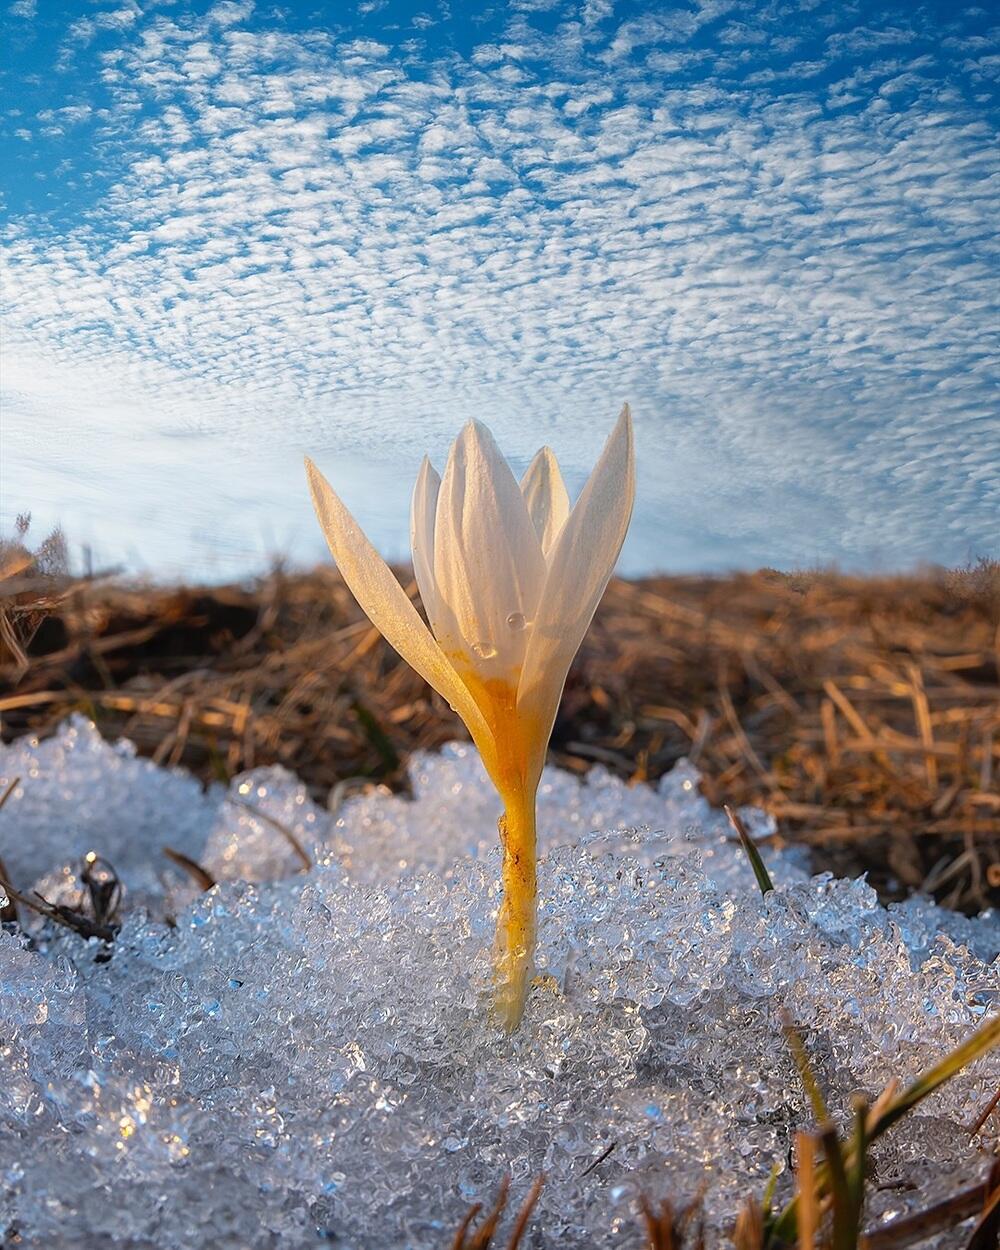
[2,0,998,576]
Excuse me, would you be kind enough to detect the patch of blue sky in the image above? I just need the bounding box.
[1,0,998,578]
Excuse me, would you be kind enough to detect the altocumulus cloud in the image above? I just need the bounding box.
[1,0,998,576]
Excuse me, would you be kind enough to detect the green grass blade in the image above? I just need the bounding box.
[783,1013,830,1125]
[762,1159,781,1217]
[819,1123,855,1250]
[352,699,401,772]
[725,805,775,896]
[768,1014,1000,1247]
[868,1014,1000,1142]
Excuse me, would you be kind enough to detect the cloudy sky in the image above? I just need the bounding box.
[2,0,998,579]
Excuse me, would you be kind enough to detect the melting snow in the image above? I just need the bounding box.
[0,716,996,1247]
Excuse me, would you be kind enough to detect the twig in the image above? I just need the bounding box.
[581,1141,617,1177]
[2,880,119,944]
[861,1181,988,1248]
[0,775,19,811]
[968,1086,1000,1138]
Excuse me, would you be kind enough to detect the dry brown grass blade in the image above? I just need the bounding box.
[638,1194,673,1250]
[637,1192,706,1250]
[328,776,377,817]
[907,662,938,791]
[450,1203,484,1250]
[461,1177,510,1250]
[732,1196,765,1250]
[450,1176,544,1250]
[861,1178,991,1248]
[504,1174,544,1249]
[865,1079,899,1133]
[823,680,878,744]
[968,1085,1000,1137]
[226,797,312,870]
[965,1160,1000,1250]
[795,1132,819,1250]
[162,847,217,891]
[719,683,775,788]
[782,1012,830,1125]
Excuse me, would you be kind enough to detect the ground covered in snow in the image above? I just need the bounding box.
[0,717,997,1249]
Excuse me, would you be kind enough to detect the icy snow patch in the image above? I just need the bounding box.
[0,716,996,1248]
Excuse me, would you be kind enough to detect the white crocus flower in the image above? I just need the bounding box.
[306,406,635,1029]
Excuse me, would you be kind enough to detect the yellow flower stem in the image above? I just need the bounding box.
[493,780,538,1031]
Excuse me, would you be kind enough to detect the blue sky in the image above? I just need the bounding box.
[2,0,998,579]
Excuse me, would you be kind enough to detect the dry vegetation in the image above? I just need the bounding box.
[0,514,73,676]
[1,559,998,911]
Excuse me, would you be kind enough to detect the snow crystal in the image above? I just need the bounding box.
[0,716,996,1248]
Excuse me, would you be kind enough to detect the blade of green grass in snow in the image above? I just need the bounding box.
[782,1012,830,1125]
[818,1123,854,1250]
[768,1013,1000,1246]
[725,805,774,896]
[868,1014,1000,1141]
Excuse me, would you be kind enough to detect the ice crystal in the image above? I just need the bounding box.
[0,716,996,1248]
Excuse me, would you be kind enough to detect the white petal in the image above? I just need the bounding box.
[306,457,495,755]
[410,456,442,627]
[517,405,635,745]
[434,421,546,681]
[520,446,570,557]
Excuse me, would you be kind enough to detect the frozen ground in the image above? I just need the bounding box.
[0,716,997,1249]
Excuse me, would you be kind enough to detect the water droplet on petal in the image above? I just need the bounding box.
[472,641,497,660]
[505,612,526,631]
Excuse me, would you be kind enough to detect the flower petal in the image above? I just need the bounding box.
[517,405,635,748]
[433,421,546,682]
[521,446,570,557]
[410,456,442,627]
[306,457,495,754]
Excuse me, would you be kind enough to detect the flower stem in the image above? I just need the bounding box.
[493,784,538,1030]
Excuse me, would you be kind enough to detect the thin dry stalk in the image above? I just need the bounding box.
[861,1177,990,1248]
[795,1132,819,1250]
[968,1086,1000,1138]
[162,847,217,891]
[638,1193,706,1250]
[451,1176,543,1250]
[227,797,312,870]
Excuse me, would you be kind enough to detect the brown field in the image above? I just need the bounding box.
[2,548,998,914]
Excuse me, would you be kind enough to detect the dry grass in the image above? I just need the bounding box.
[0,514,74,676]
[1,562,997,910]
